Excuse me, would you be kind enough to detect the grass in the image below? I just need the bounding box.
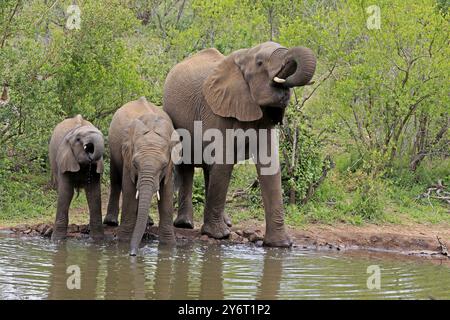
[1,156,449,229]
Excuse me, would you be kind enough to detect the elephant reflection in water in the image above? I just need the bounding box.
[151,243,224,299]
[101,243,210,299]
[103,243,148,299]
[199,245,224,300]
[47,243,102,299]
[47,243,283,299]
[256,248,285,300]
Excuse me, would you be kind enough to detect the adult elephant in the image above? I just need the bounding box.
[49,114,105,241]
[105,97,178,255]
[163,41,316,247]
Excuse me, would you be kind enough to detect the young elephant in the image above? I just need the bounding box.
[105,97,178,255]
[49,114,105,240]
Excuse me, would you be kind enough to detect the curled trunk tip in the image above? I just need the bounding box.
[275,46,317,88]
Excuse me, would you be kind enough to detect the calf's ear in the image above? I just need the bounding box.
[57,137,80,173]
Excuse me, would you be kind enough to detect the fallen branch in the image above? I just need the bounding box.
[417,180,450,207]
[436,236,448,257]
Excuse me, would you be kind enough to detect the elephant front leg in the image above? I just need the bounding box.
[256,163,291,247]
[117,171,138,241]
[174,164,194,229]
[201,164,233,239]
[204,167,232,227]
[52,175,74,241]
[104,159,121,226]
[157,179,176,244]
[85,174,104,240]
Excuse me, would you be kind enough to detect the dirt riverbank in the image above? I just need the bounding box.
[1,220,449,261]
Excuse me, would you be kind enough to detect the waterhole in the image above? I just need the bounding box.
[0,236,448,299]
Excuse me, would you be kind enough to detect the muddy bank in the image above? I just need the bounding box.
[1,221,449,260]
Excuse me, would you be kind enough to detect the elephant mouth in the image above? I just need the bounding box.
[83,143,95,162]
[263,106,285,124]
[84,142,94,154]
[273,60,297,84]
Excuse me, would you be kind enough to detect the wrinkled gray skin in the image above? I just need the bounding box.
[49,115,105,241]
[164,41,316,247]
[105,97,178,255]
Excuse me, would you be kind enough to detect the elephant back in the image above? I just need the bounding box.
[163,48,224,130]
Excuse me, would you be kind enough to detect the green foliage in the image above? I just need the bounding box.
[0,0,448,227]
[280,109,327,205]
[280,0,449,175]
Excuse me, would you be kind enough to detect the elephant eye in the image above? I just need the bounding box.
[256,60,263,66]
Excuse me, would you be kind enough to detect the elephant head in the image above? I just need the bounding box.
[56,117,104,174]
[203,41,316,123]
[122,114,180,255]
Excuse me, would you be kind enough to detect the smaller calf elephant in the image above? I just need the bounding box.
[105,97,179,255]
[49,114,105,241]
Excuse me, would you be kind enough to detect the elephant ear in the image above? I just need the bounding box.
[202,51,263,122]
[56,135,80,174]
[121,138,134,183]
[170,129,182,166]
[165,129,182,186]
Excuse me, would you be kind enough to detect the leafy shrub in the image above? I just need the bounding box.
[280,109,330,206]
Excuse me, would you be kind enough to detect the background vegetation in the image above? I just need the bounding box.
[0,0,448,227]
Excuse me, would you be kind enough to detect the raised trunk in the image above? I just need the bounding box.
[84,133,104,162]
[90,134,104,162]
[274,47,316,88]
[130,184,154,256]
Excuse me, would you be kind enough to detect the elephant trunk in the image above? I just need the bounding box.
[272,47,316,88]
[85,132,104,162]
[130,175,156,256]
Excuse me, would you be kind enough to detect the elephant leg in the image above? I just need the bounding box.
[174,164,194,229]
[204,167,231,227]
[104,158,121,226]
[255,163,291,248]
[85,174,104,240]
[52,174,73,241]
[157,179,176,244]
[117,169,138,241]
[201,164,232,239]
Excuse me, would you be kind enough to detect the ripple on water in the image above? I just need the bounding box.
[0,237,449,300]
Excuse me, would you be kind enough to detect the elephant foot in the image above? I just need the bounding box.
[159,232,176,245]
[103,214,118,226]
[174,214,194,229]
[201,221,230,239]
[263,231,292,248]
[117,227,132,242]
[89,229,104,241]
[51,231,67,241]
[224,213,232,227]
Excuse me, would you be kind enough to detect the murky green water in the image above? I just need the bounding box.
[0,235,449,300]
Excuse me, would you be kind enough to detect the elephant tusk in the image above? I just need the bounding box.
[273,76,286,83]
[83,145,87,150]
[135,190,139,200]
[156,191,160,201]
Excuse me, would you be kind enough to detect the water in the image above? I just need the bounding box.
[0,235,449,300]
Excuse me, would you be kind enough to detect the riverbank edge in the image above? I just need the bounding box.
[1,221,449,261]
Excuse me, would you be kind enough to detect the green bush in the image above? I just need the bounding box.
[280,110,330,206]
